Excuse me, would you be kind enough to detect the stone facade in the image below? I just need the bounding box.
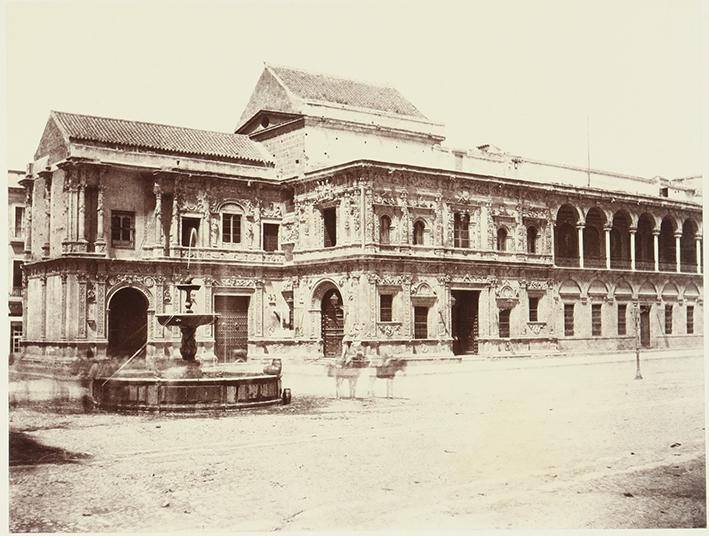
[16,65,703,370]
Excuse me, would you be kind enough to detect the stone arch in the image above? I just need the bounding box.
[610,209,633,269]
[496,225,510,251]
[583,207,606,264]
[310,278,342,310]
[638,281,658,300]
[658,214,678,271]
[613,280,634,300]
[680,217,700,270]
[555,204,581,265]
[587,279,609,298]
[559,279,582,298]
[661,282,680,301]
[311,279,345,358]
[683,282,700,301]
[636,212,656,270]
[412,218,427,246]
[106,285,151,358]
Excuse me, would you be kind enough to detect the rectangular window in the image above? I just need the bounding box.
[14,206,25,238]
[222,213,241,244]
[453,213,469,248]
[528,296,539,322]
[181,217,201,247]
[617,303,627,335]
[414,306,428,339]
[499,309,511,338]
[380,294,393,322]
[10,323,22,354]
[687,305,694,334]
[591,304,602,336]
[263,223,280,251]
[111,211,135,248]
[564,303,574,336]
[665,304,673,335]
[12,261,23,290]
[323,207,337,248]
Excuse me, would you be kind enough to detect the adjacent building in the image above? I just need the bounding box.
[8,169,26,361]
[16,64,703,372]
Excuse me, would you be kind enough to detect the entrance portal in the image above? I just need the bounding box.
[321,288,344,357]
[451,290,480,355]
[640,305,651,348]
[214,295,250,362]
[108,287,148,357]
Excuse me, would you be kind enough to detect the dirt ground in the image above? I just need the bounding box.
[8,351,706,531]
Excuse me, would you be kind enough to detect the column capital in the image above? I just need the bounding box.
[629,226,637,234]
[652,230,661,237]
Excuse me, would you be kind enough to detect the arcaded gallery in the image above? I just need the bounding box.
[16,64,703,371]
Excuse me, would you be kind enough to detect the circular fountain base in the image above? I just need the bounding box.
[92,373,283,412]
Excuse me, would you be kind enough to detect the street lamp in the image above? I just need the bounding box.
[633,302,643,380]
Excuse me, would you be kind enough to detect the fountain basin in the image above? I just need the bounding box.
[155,313,219,328]
[92,373,282,412]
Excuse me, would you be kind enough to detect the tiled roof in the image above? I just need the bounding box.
[268,65,427,119]
[52,111,273,165]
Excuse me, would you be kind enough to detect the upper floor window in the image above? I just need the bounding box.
[413,220,425,246]
[454,212,469,248]
[14,206,25,239]
[527,226,538,254]
[379,294,393,322]
[528,296,539,322]
[323,207,337,248]
[111,211,135,248]
[181,217,200,247]
[222,213,241,244]
[12,260,23,291]
[263,223,280,251]
[496,227,508,251]
[380,215,391,245]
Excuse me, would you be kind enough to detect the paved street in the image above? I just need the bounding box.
[9,350,706,531]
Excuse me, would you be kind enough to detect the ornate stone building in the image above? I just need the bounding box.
[17,65,703,370]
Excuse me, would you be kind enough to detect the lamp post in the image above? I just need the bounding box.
[633,302,643,380]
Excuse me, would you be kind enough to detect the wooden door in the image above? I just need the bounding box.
[321,289,344,357]
[214,295,249,362]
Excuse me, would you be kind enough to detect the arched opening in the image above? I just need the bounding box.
[321,288,344,358]
[108,287,148,358]
[680,218,698,272]
[380,215,391,245]
[496,227,508,251]
[583,208,606,267]
[526,226,538,254]
[658,216,677,271]
[555,204,580,266]
[413,220,425,246]
[635,213,655,271]
[610,210,632,269]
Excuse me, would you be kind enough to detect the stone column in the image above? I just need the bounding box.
[153,181,162,249]
[40,171,52,258]
[696,237,702,273]
[60,274,68,340]
[549,220,555,265]
[604,226,611,270]
[78,274,87,338]
[77,180,87,250]
[95,185,106,253]
[674,232,682,272]
[652,231,660,272]
[577,225,585,268]
[22,180,33,257]
[40,275,47,339]
[629,228,636,271]
[170,186,179,255]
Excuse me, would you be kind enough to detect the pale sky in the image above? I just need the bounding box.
[3,0,704,179]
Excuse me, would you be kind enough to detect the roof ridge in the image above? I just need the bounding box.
[265,63,400,93]
[52,110,248,138]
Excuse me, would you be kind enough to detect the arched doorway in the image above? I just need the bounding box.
[321,288,344,357]
[108,287,148,357]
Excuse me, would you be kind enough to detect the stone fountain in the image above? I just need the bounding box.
[91,277,286,412]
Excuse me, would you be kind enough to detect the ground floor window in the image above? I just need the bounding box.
[564,303,574,336]
[664,304,673,335]
[687,305,694,334]
[499,309,511,338]
[10,323,22,354]
[414,306,428,339]
[528,296,539,322]
[617,303,627,335]
[591,304,602,336]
